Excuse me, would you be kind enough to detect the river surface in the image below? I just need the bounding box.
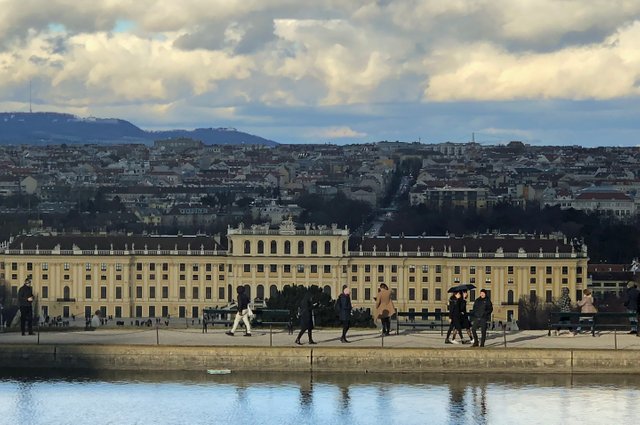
[0,370,636,425]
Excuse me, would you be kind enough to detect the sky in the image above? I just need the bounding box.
[1,0,640,146]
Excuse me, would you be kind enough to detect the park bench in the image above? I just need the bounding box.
[202,307,293,345]
[548,311,637,337]
[396,311,448,336]
[253,308,293,332]
[202,308,235,332]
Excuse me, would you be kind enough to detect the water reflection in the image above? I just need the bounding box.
[16,381,36,425]
[0,370,637,425]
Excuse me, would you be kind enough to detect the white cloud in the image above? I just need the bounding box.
[424,22,640,101]
[0,31,255,105]
[312,126,367,138]
[478,127,534,140]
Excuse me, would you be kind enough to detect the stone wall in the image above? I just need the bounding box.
[2,345,639,374]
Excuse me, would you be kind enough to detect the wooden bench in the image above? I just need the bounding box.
[548,311,637,337]
[396,311,448,336]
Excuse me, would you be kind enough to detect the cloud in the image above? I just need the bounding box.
[476,127,534,142]
[1,1,640,145]
[312,126,367,139]
[424,22,640,101]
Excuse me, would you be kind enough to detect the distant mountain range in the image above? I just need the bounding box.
[0,112,278,146]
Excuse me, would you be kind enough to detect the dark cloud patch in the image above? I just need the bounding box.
[46,35,68,55]
[173,15,276,54]
[173,25,227,51]
[234,18,276,54]
[29,55,48,66]
[500,27,618,54]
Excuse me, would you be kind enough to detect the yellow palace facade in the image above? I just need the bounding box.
[1,220,588,322]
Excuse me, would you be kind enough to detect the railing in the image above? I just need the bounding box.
[3,247,585,259]
[3,249,229,256]
[228,229,348,236]
[349,251,585,258]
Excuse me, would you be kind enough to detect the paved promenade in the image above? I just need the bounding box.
[2,325,640,350]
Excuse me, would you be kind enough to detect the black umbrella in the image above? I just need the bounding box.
[447,283,476,293]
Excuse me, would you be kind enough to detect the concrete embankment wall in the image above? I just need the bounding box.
[1,345,639,374]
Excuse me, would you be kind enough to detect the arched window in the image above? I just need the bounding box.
[227,284,232,302]
[284,240,291,254]
[244,240,251,254]
[323,285,332,297]
[311,241,318,254]
[257,240,264,254]
[229,241,233,254]
[63,286,70,300]
[298,241,305,255]
[244,284,251,300]
[324,241,331,255]
[507,290,514,304]
[257,284,265,300]
[270,240,277,254]
[342,241,346,255]
[270,285,278,298]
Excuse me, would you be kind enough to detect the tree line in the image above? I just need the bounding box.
[383,202,640,264]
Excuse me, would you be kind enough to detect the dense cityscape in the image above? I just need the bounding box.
[1,138,638,325]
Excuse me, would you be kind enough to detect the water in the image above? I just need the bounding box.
[0,370,636,425]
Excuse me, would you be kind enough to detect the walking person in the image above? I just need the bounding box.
[445,292,464,344]
[471,289,493,347]
[461,290,474,344]
[295,292,317,345]
[91,310,102,328]
[337,286,352,343]
[623,281,639,334]
[576,288,597,334]
[226,286,252,337]
[18,278,35,336]
[375,283,396,336]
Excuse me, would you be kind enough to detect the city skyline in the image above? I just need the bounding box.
[1,1,640,146]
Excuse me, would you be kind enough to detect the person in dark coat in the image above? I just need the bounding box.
[18,278,35,336]
[445,291,464,344]
[226,286,252,336]
[471,289,493,347]
[624,281,639,334]
[295,292,317,345]
[337,287,352,343]
[460,290,474,343]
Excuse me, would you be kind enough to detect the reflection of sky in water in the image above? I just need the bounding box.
[0,375,636,425]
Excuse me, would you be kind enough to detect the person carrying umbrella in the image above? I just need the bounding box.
[445,291,465,344]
